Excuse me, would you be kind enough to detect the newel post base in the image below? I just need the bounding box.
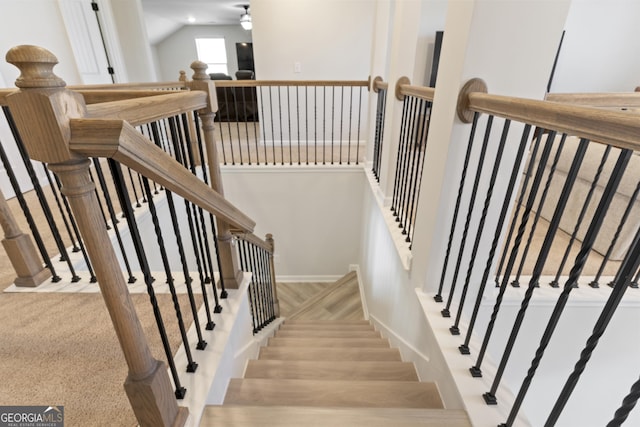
[0,186,51,287]
[2,235,51,287]
[124,360,189,427]
[217,224,244,289]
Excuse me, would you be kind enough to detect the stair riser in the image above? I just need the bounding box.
[275,330,381,339]
[245,360,419,381]
[258,347,403,361]
[268,337,390,348]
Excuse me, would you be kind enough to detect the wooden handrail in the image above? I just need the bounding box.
[68,118,255,233]
[545,92,640,108]
[85,91,208,126]
[466,91,640,152]
[398,84,435,101]
[231,230,273,253]
[214,79,369,88]
[77,89,186,104]
[68,81,187,90]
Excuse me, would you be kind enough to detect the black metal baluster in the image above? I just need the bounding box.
[434,113,481,301]
[500,148,632,426]
[41,165,80,253]
[551,145,612,287]
[125,167,141,208]
[442,115,494,317]
[92,158,135,283]
[331,86,335,165]
[339,86,344,164]
[268,86,276,165]
[277,86,284,165]
[87,167,111,230]
[107,159,186,399]
[347,86,353,165]
[250,89,259,166]
[471,130,555,377]
[239,240,258,333]
[323,87,326,165]
[403,99,430,242]
[547,222,640,427]
[0,136,58,281]
[234,88,244,165]
[167,117,215,331]
[3,107,74,276]
[287,86,292,165]
[451,119,510,335]
[482,138,589,399]
[396,97,418,230]
[629,267,640,289]
[607,375,640,427]
[356,86,363,165]
[141,177,198,372]
[215,106,228,165]
[296,86,301,165]
[372,89,383,180]
[224,88,235,165]
[460,124,532,355]
[314,86,317,165]
[590,181,640,288]
[395,97,417,228]
[259,86,268,165]
[390,97,412,221]
[305,86,309,165]
[511,133,567,287]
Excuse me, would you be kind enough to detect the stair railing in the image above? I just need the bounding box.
[3,45,279,427]
[370,76,388,182]
[390,77,436,246]
[209,78,369,165]
[435,78,640,426]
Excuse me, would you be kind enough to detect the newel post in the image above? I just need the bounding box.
[266,233,280,317]
[189,60,243,290]
[0,186,51,286]
[5,45,188,427]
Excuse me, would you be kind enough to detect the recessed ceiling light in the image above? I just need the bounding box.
[187,16,196,23]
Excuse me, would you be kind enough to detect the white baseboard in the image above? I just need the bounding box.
[349,264,369,320]
[368,313,431,380]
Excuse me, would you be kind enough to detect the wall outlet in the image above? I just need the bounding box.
[294,61,301,73]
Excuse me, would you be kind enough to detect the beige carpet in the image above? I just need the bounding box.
[0,291,201,427]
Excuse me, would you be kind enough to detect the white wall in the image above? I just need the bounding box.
[221,166,365,279]
[154,25,253,81]
[251,0,376,80]
[552,0,640,92]
[109,0,156,82]
[0,0,82,86]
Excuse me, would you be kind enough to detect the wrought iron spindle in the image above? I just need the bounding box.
[607,375,640,427]
[550,145,612,287]
[296,86,301,165]
[3,107,74,276]
[269,86,276,165]
[470,130,555,377]
[41,165,79,252]
[331,86,335,165]
[287,86,292,164]
[390,97,411,220]
[510,133,567,287]
[347,86,353,164]
[0,136,59,281]
[234,89,244,166]
[546,221,640,426]
[356,86,363,165]
[339,86,344,164]
[501,148,632,426]
[459,124,532,355]
[107,159,186,399]
[442,115,494,317]
[589,181,640,288]
[450,119,510,334]
[259,86,268,165]
[434,112,479,302]
[141,177,198,372]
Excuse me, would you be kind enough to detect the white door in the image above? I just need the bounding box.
[58,0,114,84]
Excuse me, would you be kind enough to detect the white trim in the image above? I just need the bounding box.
[349,264,369,320]
[365,168,413,270]
[368,313,430,376]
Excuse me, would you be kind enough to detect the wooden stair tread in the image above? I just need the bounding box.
[224,378,444,408]
[258,346,402,361]
[200,406,472,427]
[245,360,418,381]
[275,329,381,338]
[278,322,375,331]
[283,319,371,325]
[268,337,389,348]
[286,272,363,320]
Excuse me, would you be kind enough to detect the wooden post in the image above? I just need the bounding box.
[189,60,243,289]
[265,233,280,317]
[5,45,187,427]
[0,186,51,286]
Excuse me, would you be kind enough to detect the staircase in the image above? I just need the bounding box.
[199,273,470,425]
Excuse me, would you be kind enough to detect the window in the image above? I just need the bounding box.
[195,38,228,75]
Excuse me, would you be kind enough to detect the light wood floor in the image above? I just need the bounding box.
[276,271,365,320]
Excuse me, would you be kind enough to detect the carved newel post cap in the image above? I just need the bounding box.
[190,60,209,81]
[178,70,187,82]
[6,45,66,88]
